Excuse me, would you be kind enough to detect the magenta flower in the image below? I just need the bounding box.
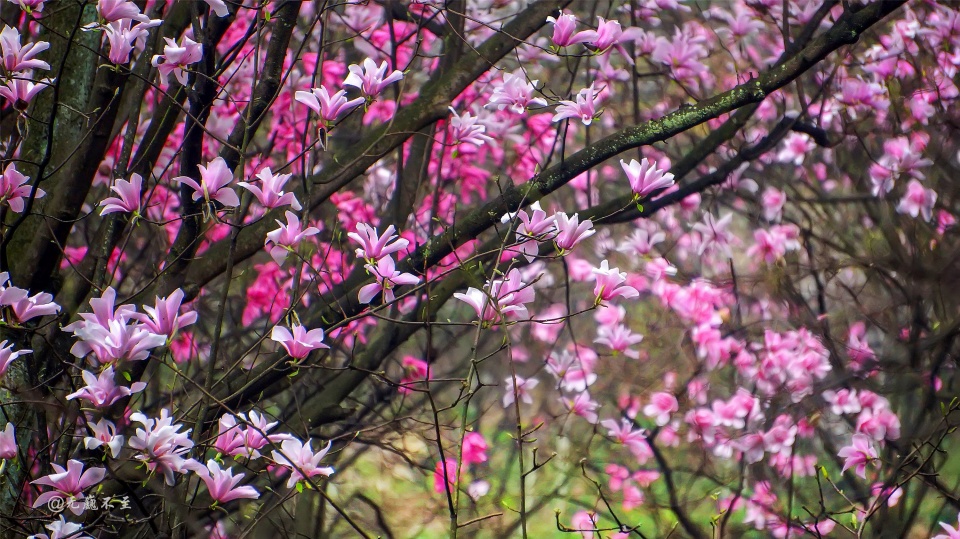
[552,211,595,252]
[103,19,157,65]
[358,255,420,305]
[95,0,150,24]
[265,211,320,266]
[99,173,142,216]
[83,418,124,458]
[0,341,30,380]
[213,414,243,456]
[692,212,735,257]
[461,432,488,465]
[454,268,534,324]
[502,201,556,262]
[7,0,47,14]
[447,107,492,148]
[581,17,643,58]
[238,167,301,210]
[133,288,197,339]
[347,223,409,263]
[1,25,50,73]
[271,438,335,488]
[270,324,330,359]
[31,459,106,515]
[643,392,679,427]
[486,70,547,114]
[591,260,639,304]
[151,36,203,86]
[8,290,59,323]
[128,409,199,486]
[26,516,93,539]
[66,366,147,408]
[434,459,458,494]
[295,85,364,125]
[198,460,260,504]
[237,410,289,458]
[935,513,960,539]
[0,162,45,212]
[896,179,937,221]
[594,324,644,359]
[620,158,675,199]
[343,57,403,97]
[173,156,240,207]
[0,422,15,460]
[502,375,538,407]
[552,84,602,126]
[837,433,878,478]
[545,12,594,47]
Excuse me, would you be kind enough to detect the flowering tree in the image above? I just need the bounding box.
[1,0,959,537]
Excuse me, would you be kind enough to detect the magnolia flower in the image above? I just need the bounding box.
[66,366,147,408]
[103,19,157,65]
[1,25,50,72]
[173,156,239,207]
[592,260,639,304]
[896,179,937,221]
[621,158,675,199]
[552,84,602,125]
[198,460,260,504]
[545,12,594,47]
[31,459,106,515]
[502,375,538,408]
[0,77,53,110]
[348,223,409,262]
[692,212,735,257]
[486,70,547,114]
[504,201,556,262]
[594,324,644,359]
[935,513,960,539]
[6,0,47,15]
[133,288,197,339]
[343,57,403,97]
[0,163,45,213]
[295,85,364,124]
[238,167,301,210]
[99,173,142,216]
[128,409,199,486]
[95,0,151,24]
[270,324,330,359]
[553,211,595,252]
[152,36,203,86]
[454,268,534,324]
[83,418,124,458]
[358,255,420,305]
[271,438,335,488]
[27,516,93,539]
[0,422,15,460]
[643,392,679,427]
[838,434,878,478]
[447,107,493,147]
[265,211,320,266]
[0,341,30,379]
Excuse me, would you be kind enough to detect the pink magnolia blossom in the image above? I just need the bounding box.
[562,392,600,423]
[133,288,197,339]
[621,158,675,199]
[66,366,147,408]
[6,0,47,14]
[99,173,142,216]
[82,418,123,460]
[0,162,45,212]
[761,187,786,222]
[174,156,240,208]
[837,433,878,478]
[486,70,547,114]
[31,459,106,515]
[600,418,647,452]
[271,438,335,488]
[151,36,203,86]
[197,460,260,504]
[692,212,735,257]
[447,107,493,147]
[265,211,320,266]
[643,392,679,426]
[461,432,488,464]
[295,85,364,124]
[594,324,644,359]
[204,0,229,17]
[343,57,403,97]
[934,513,960,539]
[502,375,538,407]
[398,355,430,394]
[358,255,420,304]
[270,324,329,359]
[103,19,157,65]
[434,458,458,493]
[896,179,937,221]
[27,516,93,539]
[502,201,556,262]
[552,84,602,125]
[95,0,150,24]
[0,422,15,459]
[553,211,595,252]
[545,12,595,47]
[348,223,409,262]
[454,268,535,324]
[235,410,289,458]
[1,25,50,73]
[128,409,199,486]
[0,340,30,379]
[592,260,639,304]
[238,167,301,210]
